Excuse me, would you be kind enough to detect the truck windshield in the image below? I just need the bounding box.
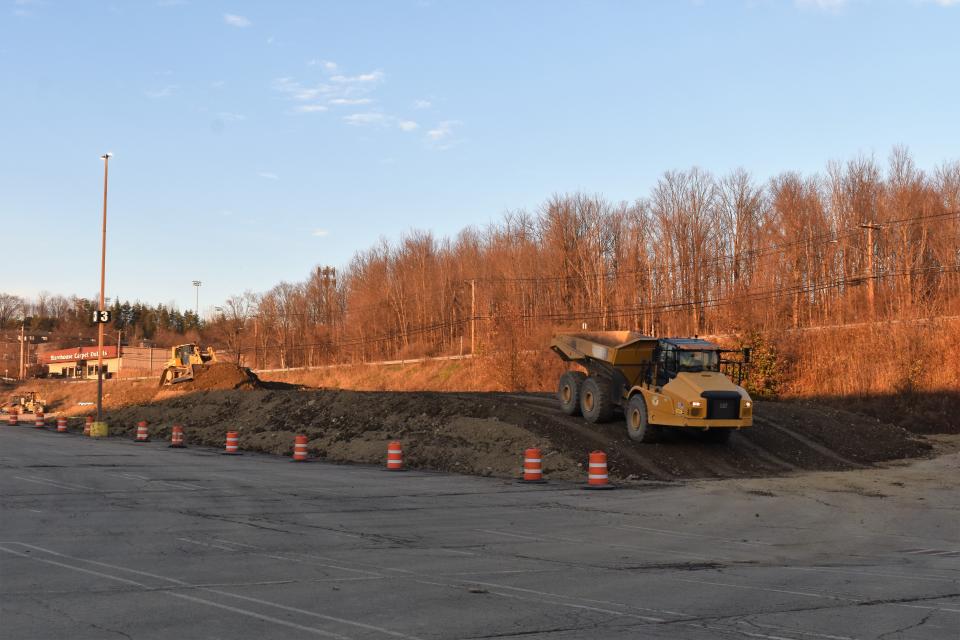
[676,350,720,372]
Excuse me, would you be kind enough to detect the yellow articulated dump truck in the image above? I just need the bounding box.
[550,331,752,443]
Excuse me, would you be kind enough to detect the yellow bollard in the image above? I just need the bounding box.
[89,421,109,438]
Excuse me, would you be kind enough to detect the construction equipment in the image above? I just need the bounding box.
[2,391,45,415]
[550,331,753,443]
[158,344,217,386]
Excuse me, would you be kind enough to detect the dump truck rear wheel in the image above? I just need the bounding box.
[557,371,586,416]
[626,395,659,443]
[580,377,614,423]
[701,428,733,444]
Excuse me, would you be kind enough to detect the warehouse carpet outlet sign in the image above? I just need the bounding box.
[43,347,119,363]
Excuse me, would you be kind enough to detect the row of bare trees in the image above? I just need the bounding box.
[227,148,956,369]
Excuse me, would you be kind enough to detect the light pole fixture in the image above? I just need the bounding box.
[96,152,112,425]
[192,280,202,317]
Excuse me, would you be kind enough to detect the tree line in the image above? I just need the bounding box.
[245,147,959,368]
[5,147,959,371]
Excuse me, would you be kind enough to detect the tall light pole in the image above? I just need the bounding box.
[96,152,112,424]
[192,280,202,318]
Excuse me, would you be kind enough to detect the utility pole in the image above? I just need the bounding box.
[470,279,476,355]
[117,329,122,378]
[96,153,111,424]
[860,222,883,320]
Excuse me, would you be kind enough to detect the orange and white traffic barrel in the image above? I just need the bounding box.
[169,425,186,448]
[584,450,615,490]
[134,420,150,442]
[520,447,547,483]
[386,441,404,471]
[34,412,45,428]
[223,431,241,455]
[84,415,93,436]
[291,434,309,462]
[56,417,68,433]
[7,412,17,426]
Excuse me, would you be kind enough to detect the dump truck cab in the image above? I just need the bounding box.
[550,332,752,444]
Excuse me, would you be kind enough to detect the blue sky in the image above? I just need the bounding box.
[2,0,958,314]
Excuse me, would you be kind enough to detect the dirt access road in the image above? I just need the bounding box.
[1,425,957,639]
[17,363,935,482]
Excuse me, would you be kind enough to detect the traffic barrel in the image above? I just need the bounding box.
[291,434,309,462]
[83,415,93,436]
[34,412,45,428]
[134,420,150,442]
[386,441,404,471]
[520,447,547,484]
[7,413,16,426]
[223,431,241,455]
[56,417,68,433]
[169,424,186,448]
[584,451,615,490]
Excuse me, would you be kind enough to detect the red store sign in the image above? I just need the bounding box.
[43,346,119,364]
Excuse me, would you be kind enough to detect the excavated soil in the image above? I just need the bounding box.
[86,387,934,482]
[168,363,263,391]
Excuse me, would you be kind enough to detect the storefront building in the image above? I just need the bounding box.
[42,346,119,378]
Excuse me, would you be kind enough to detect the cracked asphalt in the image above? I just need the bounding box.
[1,425,958,639]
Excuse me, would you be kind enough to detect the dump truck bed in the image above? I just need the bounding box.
[550,332,659,390]
[550,331,657,365]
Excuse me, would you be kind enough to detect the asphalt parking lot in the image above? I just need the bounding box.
[1,425,957,639]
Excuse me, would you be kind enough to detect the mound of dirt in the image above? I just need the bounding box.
[174,363,262,391]
[98,388,934,482]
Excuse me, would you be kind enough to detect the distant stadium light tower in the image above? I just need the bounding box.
[192,280,202,317]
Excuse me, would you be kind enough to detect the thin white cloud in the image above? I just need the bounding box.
[328,98,373,106]
[224,13,251,27]
[258,171,279,180]
[413,99,432,109]
[794,0,847,10]
[425,120,463,150]
[343,112,387,126]
[295,104,328,113]
[330,71,384,84]
[398,120,419,132]
[145,85,178,98]
[312,229,330,237]
[218,112,245,122]
[426,120,458,141]
[308,59,338,72]
[273,77,334,102]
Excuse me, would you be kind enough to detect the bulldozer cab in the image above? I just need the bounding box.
[175,344,196,366]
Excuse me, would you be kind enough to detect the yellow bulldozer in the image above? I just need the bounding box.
[158,344,217,386]
[551,331,753,443]
[2,391,45,415]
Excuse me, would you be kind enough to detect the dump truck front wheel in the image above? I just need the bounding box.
[557,371,587,416]
[626,395,659,443]
[580,377,614,423]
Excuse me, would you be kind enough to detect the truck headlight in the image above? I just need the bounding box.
[744,401,752,408]
[691,401,702,408]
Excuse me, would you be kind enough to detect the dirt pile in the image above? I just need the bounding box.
[175,363,262,391]
[99,388,934,482]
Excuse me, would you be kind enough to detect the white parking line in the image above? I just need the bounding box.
[5,542,424,640]
[0,544,352,639]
